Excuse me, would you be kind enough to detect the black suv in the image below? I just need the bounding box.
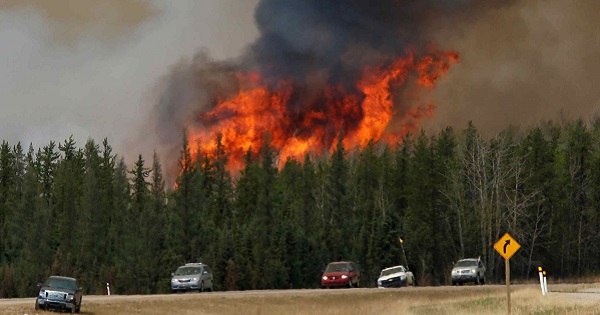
[35,276,82,313]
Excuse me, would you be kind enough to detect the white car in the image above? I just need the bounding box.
[377,265,415,288]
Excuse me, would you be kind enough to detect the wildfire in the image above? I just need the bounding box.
[187,50,458,171]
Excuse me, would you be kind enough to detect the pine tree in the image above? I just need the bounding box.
[353,140,382,284]
[323,136,350,262]
[0,141,16,264]
[53,137,84,257]
[130,154,152,293]
[150,152,167,292]
[231,148,259,290]
[16,161,52,296]
[112,157,131,294]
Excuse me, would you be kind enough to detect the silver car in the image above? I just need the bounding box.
[171,263,213,292]
[451,258,486,285]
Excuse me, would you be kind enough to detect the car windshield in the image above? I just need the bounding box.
[325,263,349,272]
[174,266,201,276]
[380,266,404,276]
[45,278,76,291]
[455,260,477,267]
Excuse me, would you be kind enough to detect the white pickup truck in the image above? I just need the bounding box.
[377,265,415,288]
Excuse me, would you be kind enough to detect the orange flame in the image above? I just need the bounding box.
[188,50,458,171]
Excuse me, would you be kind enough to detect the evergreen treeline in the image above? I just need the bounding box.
[2,118,600,297]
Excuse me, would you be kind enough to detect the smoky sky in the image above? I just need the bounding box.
[0,1,259,173]
[245,0,512,86]
[3,0,600,182]
[152,0,516,179]
[426,0,600,135]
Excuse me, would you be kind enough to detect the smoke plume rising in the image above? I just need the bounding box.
[0,1,258,172]
[153,0,517,177]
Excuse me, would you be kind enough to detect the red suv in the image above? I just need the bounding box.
[321,261,360,288]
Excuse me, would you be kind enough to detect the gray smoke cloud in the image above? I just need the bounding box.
[152,0,513,180]
[0,0,259,175]
[4,0,599,183]
[425,0,600,135]
[245,0,508,85]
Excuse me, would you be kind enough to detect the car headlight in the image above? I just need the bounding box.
[172,279,177,283]
[451,270,457,274]
[192,277,198,281]
[341,275,348,279]
[377,280,382,286]
[67,294,74,301]
[471,269,476,273]
[322,276,328,280]
[400,275,406,279]
[39,290,45,297]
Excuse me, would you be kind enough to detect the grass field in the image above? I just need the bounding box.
[2,284,599,315]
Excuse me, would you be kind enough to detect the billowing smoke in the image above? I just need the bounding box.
[245,0,503,85]
[0,1,257,172]
[151,0,600,183]
[426,0,600,135]
[153,0,514,179]
[4,1,599,184]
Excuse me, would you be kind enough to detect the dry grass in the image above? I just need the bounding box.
[3,285,600,315]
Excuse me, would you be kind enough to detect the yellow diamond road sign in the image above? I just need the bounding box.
[494,233,521,260]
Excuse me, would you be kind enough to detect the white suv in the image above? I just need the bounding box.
[171,263,213,292]
[451,258,486,285]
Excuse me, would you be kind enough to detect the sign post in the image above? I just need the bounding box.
[506,258,510,312]
[494,233,521,315]
[399,237,409,268]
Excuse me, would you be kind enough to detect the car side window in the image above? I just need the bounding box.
[204,266,211,274]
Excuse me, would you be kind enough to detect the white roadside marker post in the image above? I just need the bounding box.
[538,267,545,296]
[542,271,548,295]
[107,282,111,296]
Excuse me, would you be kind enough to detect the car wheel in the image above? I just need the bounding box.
[458,282,463,286]
[200,281,204,293]
[481,275,486,285]
[34,298,39,310]
[412,278,416,287]
[71,306,76,314]
[475,275,480,285]
[347,280,353,288]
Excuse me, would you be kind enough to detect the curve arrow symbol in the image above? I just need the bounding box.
[503,240,510,254]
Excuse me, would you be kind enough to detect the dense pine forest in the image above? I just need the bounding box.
[2,118,600,297]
